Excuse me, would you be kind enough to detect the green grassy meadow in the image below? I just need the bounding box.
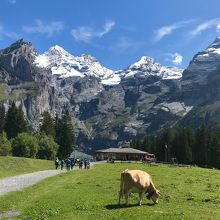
[0,163,219,219]
[0,156,54,178]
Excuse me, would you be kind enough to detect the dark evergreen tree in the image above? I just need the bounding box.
[40,111,55,138]
[0,104,5,133]
[194,124,209,165]
[56,111,74,159]
[5,102,28,139]
[141,136,148,151]
[130,137,138,149]
[17,105,28,133]
[185,127,194,163]
[172,127,193,164]
[208,132,220,168]
[141,136,153,152]
[156,126,173,162]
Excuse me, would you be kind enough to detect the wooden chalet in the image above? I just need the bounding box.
[96,147,148,161]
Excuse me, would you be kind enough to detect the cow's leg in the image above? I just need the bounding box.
[125,191,130,206]
[118,190,122,205]
[138,192,144,206]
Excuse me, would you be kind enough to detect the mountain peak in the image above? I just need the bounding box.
[47,45,71,56]
[0,39,34,55]
[130,56,154,69]
[81,54,97,63]
[208,37,220,49]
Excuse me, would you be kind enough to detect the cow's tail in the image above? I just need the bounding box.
[118,169,128,204]
[120,171,125,197]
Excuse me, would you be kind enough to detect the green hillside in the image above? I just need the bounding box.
[0,156,54,178]
[0,163,219,219]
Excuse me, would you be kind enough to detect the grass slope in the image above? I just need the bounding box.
[0,163,219,219]
[0,156,54,178]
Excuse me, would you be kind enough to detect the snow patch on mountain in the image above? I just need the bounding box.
[196,37,220,60]
[34,45,120,85]
[156,102,193,116]
[34,46,182,85]
[121,56,182,79]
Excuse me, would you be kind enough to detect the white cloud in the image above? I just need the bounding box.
[171,53,183,65]
[109,37,144,54]
[71,20,115,43]
[8,0,16,4]
[164,52,183,65]
[217,24,220,32]
[155,20,194,41]
[190,18,220,36]
[0,24,18,40]
[22,20,64,37]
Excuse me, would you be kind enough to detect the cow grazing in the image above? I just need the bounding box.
[118,169,160,206]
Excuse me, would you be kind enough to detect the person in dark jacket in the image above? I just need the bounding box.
[55,158,59,169]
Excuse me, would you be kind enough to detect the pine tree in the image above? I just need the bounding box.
[185,127,194,163]
[208,132,220,168]
[157,126,173,162]
[40,111,55,138]
[194,124,209,165]
[56,111,74,159]
[172,127,193,164]
[130,137,137,148]
[141,136,152,152]
[0,104,5,133]
[5,102,28,139]
[17,105,28,133]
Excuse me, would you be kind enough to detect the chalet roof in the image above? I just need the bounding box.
[96,147,148,154]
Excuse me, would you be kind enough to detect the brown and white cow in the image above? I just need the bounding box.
[118,169,160,206]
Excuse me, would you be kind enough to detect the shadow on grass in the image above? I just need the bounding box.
[105,203,155,209]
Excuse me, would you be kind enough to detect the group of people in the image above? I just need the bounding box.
[55,158,90,171]
[78,160,90,169]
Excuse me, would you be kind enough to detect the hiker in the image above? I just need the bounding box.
[87,161,90,169]
[60,159,64,170]
[70,159,74,170]
[55,158,59,169]
[66,159,71,171]
[79,161,83,169]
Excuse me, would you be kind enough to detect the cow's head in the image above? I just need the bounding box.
[151,190,160,204]
[147,190,160,204]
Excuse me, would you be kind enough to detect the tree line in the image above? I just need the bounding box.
[0,102,74,160]
[130,125,220,169]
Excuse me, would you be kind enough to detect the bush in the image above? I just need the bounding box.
[35,132,58,160]
[0,132,12,156]
[12,133,39,158]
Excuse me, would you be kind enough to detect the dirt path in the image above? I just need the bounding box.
[0,169,64,196]
[0,162,104,197]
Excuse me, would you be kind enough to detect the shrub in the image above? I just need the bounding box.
[12,133,39,158]
[35,132,58,160]
[0,132,12,156]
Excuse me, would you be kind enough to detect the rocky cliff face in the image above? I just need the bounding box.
[1,38,220,152]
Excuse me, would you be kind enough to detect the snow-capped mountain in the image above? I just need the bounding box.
[34,45,121,85]
[34,46,182,86]
[119,56,183,80]
[3,38,220,151]
[182,37,220,83]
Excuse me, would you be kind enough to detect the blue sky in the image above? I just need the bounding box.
[1,0,220,70]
